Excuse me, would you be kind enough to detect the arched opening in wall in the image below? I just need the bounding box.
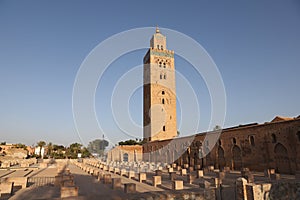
[161,45,163,50]
[162,98,165,104]
[123,153,128,162]
[274,143,291,174]
[218,146,226,170]
[232,145,242,170]
[297,131,300,142]
[183,151,189,165]
[155,149,160,163]
[193,152,198,168]
[249,135,255,147]
[162,90,165,95]
[232,138,237,145]
[271,134,277,143]
[159,62,162,67]
[163,126,166,131]
[205,152,213,166]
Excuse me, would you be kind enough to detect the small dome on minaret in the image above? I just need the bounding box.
[156,26,160,33]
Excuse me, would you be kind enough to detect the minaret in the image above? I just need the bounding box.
[143,27,177,142]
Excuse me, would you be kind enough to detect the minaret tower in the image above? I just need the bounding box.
[143,27,177,142]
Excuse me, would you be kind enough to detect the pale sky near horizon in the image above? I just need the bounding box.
[0,0,299,147]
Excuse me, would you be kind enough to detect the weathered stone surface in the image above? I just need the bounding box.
[269,181,300,200]
[60,186,78,198]
[180,168,187,176]
[168,167,173,173]
[139,173,146,182]
[4,177,28,188]
[270,173,280,180]
[235,177,247,200]
[152,176,161,187]
[112,178,121,190]
[103,174,112,184]
[0,182,14,196]
[155,170,162,176]
[197,170,204,178]
[199,179,211,189]
[187,174,196,184]
[169,172,176,181]
[124,183,136,193]
[172,180,183,190]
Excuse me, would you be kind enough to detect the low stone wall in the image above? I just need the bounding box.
[128,189,216,200]
[0,182,14,197]
[3,177,28,189]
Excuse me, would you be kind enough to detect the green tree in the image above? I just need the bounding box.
[81,147,91,158]
[87,139,109,156]
[15,143,27,150]
[118,139,140,146]
[214,125,222,131]
[47,142,53,157]
[37,141,46,158]
[66,143,82,158]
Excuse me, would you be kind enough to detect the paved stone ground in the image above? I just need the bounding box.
[4,160,299,199]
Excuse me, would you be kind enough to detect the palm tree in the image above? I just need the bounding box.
[47,142,53,157]
[37,141,46,158]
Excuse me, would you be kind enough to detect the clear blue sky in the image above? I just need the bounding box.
[0,0,299,147]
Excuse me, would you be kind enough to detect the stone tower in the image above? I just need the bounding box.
[143,27,177,142]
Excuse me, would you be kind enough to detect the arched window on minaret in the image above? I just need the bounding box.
[161,45,163,50]
[163,63,166,68]
[157,45,160,49]
[159,62,162,67]
[164,74,167,79]
[163,126,166,131]
[162,98,165,104]
[160,74,162,79]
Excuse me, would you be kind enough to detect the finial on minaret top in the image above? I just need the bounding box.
[156,26,160,33]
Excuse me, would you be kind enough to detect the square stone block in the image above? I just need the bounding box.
[103,174,112,184]
[270,173,280,180]
[114,168,120,174]
[60,186,78,198]
[181,169,187,176]
[195,164,201,170]
[168,167,174,173]
[197,170,204,178]
[212,177,220,188]
[124,183,136,193]
[112,178,121,189]
[172,180,183,190]
[218,172,226,180]
[120,169,127,176]
[127,171,135,179]
[199,179,211,189]
[169,172,176,181]
[187,174,196,184]
[139,173,146,182]
[152,176,162,187]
